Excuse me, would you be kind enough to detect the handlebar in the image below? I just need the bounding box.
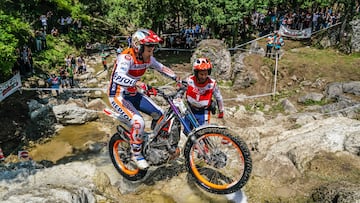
[148,80,188,100]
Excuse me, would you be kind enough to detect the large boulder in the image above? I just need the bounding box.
[52,103,98,125]
[350,19,360,52]
[191,39,232,80]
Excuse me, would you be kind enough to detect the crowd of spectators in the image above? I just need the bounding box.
[161,23,211,49]
[12,10,85,91]
[12,46,34,76]
[160,7,343,50]
[250,8,341,37]
[11,6,348,82]
[45,53,88,96]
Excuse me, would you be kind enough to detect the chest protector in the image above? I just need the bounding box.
[186,75,215,109]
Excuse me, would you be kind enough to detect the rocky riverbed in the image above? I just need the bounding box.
[1,40,360,202]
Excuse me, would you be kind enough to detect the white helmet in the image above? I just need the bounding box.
[131,29,162,52]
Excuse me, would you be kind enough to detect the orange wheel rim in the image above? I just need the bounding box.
[190,133,244,190]
[113,140,139,175]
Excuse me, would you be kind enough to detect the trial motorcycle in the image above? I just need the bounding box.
[104,82,252,194]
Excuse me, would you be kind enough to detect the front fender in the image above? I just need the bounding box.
[188,124,228,137]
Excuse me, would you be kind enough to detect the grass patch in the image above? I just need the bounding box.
[280,46,360,82]
[302,99,329,106]
[155,51,192,65]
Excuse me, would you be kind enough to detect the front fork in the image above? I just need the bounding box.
[190,134,211,163]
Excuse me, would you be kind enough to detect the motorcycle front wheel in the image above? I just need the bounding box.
[108,132,147,181]
[184,126,252,194]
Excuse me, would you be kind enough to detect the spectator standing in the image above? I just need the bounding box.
[77,55,86,74]
[21,46,33,74]
[65,16,72,33]
[312,11,319,31]
[185,35,193,49]
[40,28,47,50]
[58,16,66,34]
[39,14,48,33]
[70,54,77,73]
[195,23,201,39]
[67,62,75,87]
[46,10,54,29]
[265,34,274,58]
[100,50,109,71]
[273,33,284,59]
[59,66,69,88]
[35,30,42,52]
[64,55,71,69]
[47,72,61,96]
[304,12,312,29]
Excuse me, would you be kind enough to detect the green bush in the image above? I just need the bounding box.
[34,35,77,71]
[0,11,31,81]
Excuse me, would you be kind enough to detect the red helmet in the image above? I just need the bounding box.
[131,29,162,52]
[193,57,212,75]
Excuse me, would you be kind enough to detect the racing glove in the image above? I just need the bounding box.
[138,82,157,96]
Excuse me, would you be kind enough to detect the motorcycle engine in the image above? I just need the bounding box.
[145,148,170,165]
[145,119,181,165]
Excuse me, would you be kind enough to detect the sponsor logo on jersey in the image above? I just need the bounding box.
[114,72,136,86]
[111,101,131,122]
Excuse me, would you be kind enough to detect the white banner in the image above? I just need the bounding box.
[278,25,312,39]
[0,73,22,102]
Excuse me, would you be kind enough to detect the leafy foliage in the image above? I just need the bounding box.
[0,11,32,80]
[0,0,357,81]
[34,35,77,70]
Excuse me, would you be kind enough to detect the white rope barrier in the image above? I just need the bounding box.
[273,52,279,96]
[222,93,275,102]
[311,22,342,35]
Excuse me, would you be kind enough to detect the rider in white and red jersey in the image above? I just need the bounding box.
[184,57,224,133]
[108,29,177,169]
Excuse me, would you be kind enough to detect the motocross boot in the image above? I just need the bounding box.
[130,141,149,169]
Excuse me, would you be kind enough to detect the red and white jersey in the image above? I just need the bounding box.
[185,75,224,112]
[108,48,176,97]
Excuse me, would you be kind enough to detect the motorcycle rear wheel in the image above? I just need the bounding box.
[184,127,252,194]
[108,132,147,181]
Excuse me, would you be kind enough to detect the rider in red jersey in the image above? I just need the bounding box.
[108,29,177,169]
[184,57,224,133]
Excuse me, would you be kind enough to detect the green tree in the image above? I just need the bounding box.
[0,11,31,81]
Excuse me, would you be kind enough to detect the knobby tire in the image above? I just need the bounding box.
[184,126,252,194]
[108,132,147,181]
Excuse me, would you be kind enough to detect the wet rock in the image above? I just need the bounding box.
[311,181,360,203]
[52,103,98,124]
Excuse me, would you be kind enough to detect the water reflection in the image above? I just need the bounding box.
[29,122,108,163]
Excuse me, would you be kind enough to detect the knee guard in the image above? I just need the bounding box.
[130,115,145,142]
